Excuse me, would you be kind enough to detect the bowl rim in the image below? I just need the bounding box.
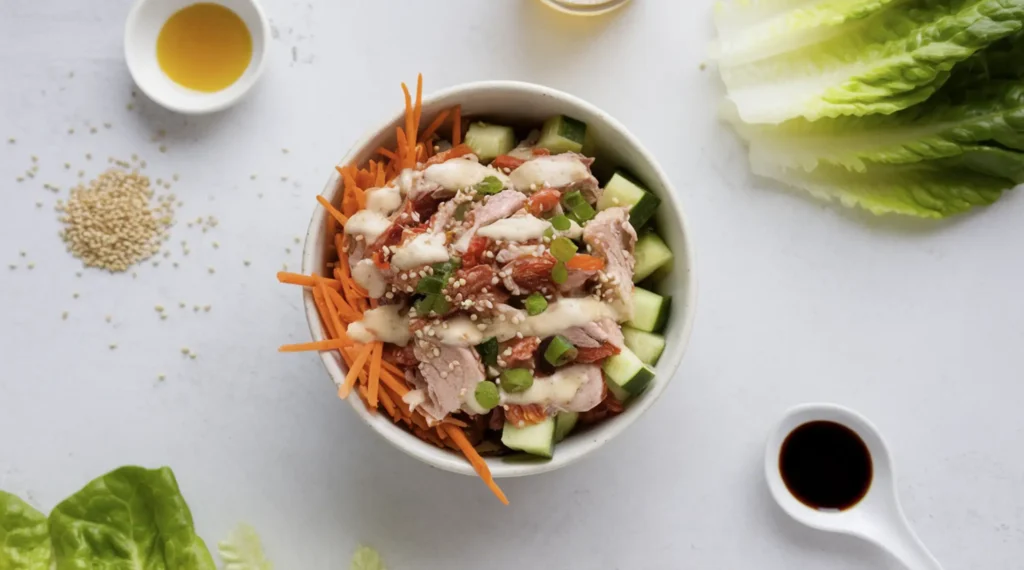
[123,0,271,115]
[300,80,698,478]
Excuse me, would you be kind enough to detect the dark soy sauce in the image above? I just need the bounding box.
[779,421,872,511]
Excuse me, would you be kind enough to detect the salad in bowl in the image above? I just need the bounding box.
[279,77,693,503]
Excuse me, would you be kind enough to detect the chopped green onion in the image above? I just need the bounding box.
[474,381,500,411]
[500,368,534,393]
[432,296,451,315]
[474,176,504,195]
[413,295,435,316]
[572,201,596,222]
[475,337,499,367]
[551,261,568,284]
[414,294,449,316]
[525,292,548,316]
[415,274,445,294]
[562,191,586,209]
[550,215,571,231]
[454,202,471,221]
[544,335,578,366]
[544,227,554,239]
[550,237,577,262]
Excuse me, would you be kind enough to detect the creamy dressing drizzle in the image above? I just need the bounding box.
[343,210,391,244]
[390,232,449,270]
[366,185,402,215]
[402,389,425,412]
[346,305,411,346]
[423,158,507,191]
[352,259,386,298]
[502,365,590,407]
[436,298,623,347]
[509,155,590,190]
[477,215,550,242]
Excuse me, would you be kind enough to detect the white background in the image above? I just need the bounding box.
[2,1,1023,568]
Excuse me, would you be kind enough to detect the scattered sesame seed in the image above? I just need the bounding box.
[157,374,166,381]
[158,145,167,153]
[61,311,68,320]
[109,343,117,350]
[67,128,75,135]
[181,347,190,355]
[203,305,211,312]
[207,267,215,274]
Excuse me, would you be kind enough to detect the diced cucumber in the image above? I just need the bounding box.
[598,172,661,229]
[633,232,672,283]
[626,287,670,333]
[464,122,516,162]
[622,327,666,365]
[553,412,579,442]
[537,115,587,154]
[501,418,556,458]
[605,379,631,403]
[602,346,655,397]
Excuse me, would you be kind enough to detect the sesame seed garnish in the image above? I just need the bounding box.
[61,311,68,320]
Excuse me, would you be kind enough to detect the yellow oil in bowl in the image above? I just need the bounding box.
[156,3,253,92]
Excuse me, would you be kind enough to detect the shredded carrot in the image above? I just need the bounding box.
[419,109,450,141]
[316,195,348,226]
[310,287,338,340]
[279,339,352,352]
[277,272,342,290]
[368,341,383,409]
[452,104,462,146]
[401,84,415,169]
[443,425,508,505]
[378,385,397,418]
[378,368,410,398]
[413,74,423,138]
[340,343,374,399]
[279,76,517,504]
[318,278,348,342]
[376,147,398,161]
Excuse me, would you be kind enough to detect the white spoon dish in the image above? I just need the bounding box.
[765,403,943,570]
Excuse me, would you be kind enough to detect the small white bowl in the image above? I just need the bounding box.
[300,81,697,479]
[124,0,270,114]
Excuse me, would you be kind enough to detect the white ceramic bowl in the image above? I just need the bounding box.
[301,81,697,478]
[124,0,269,114]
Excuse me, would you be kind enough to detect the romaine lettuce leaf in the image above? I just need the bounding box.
[715,0,1024,124]
[752,156,1010,217]
[48,466,215,570]
[731,81,1024,175]
[217,524,272,570]
[350,546,386,570]
[0,491,51,569]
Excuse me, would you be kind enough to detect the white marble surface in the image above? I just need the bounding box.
[2,1,1023,568]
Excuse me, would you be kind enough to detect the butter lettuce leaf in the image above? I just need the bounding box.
[714,0,1024,123]
[49,466,215,570]
[0,491,51,570]
[217,524,272,570]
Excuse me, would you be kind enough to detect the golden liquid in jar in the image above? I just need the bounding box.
[156,3,252,92]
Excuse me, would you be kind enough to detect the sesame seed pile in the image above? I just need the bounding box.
[56,169,175,272]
